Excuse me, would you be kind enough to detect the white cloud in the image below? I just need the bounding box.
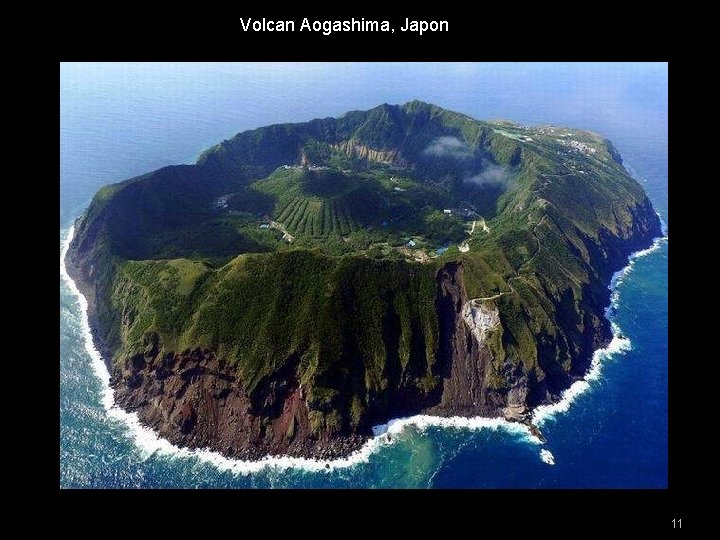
[465,164,511,186]
[423,136,472,160]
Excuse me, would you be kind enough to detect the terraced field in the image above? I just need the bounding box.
[249,167,388,238]
[273,188,384,237]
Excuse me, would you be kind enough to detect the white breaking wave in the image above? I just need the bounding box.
[372,414,539,442]
[60,224,667,474]
[532,324,631,425]
[611,234,666,298]
[532,233,667,427]
[539,449,555,465]
[658,213,668,237]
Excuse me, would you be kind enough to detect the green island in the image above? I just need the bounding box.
[67,101,662,460]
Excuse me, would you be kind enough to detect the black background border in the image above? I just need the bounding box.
[48,9,689,532]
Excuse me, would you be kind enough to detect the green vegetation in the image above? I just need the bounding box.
[255,167,386,238]
[109,250,440,430]
[69,100,660,435]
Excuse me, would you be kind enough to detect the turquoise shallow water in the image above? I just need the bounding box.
[60,62,667,488]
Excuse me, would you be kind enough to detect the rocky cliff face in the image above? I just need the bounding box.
[332,139,406,166]
[104,262,494,460]
[106,260,534,460]
[112,344,368,460]
[428,263,507,417]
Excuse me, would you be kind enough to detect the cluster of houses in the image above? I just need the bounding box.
[562,139,597,154]
[441,207,480,220]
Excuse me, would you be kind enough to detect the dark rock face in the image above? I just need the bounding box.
[111,345,368,460]
[428,262,506,417]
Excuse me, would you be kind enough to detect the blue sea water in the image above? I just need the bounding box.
[60,62,668,488]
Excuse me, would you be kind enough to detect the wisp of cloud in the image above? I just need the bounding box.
[465,163,512,186]
[423,136,472,160]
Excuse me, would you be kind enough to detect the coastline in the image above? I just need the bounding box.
[61,224,667,473]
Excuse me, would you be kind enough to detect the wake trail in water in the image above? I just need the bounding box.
[61,225,667,474]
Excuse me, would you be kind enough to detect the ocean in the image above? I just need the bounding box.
[60,62,668,488]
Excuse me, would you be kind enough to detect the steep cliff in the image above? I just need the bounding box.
[332,139,406,166]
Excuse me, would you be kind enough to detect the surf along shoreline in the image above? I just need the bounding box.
[60,223,667,474]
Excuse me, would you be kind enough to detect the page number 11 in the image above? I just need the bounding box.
[672,519,682,529]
